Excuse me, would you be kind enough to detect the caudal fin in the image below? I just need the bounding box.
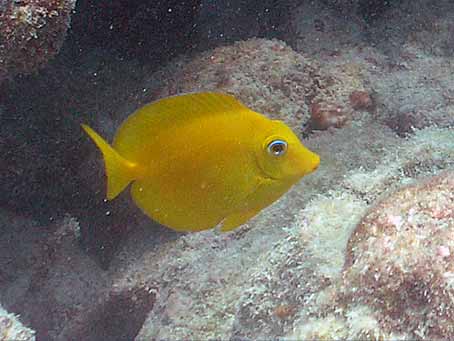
[81,124,139,200]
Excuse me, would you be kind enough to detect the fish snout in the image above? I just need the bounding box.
[292,153,319,179]
[305,153,320,175]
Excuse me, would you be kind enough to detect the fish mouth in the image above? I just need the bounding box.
[309,162,319,173]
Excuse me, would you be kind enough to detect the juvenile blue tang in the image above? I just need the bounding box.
[82,92,320,232]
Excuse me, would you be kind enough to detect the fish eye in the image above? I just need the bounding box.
[267,139,287,156]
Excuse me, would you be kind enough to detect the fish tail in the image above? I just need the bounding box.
[81,124,139,200]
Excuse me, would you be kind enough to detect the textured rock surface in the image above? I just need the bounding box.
[0,0,76,82]
[0,0,454,339]
[154,38,366,131]
[292,0,454,134]
[0,210,158,340]
[133,125,453,340]
[0,304,35,341]
[287,128,454,340]
[343,171,454,339]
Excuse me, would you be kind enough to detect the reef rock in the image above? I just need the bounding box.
[288,126,454,340]
[0,0,76,83]
[153,38,366,131]
[342,171,454,339]
[0,304,35,341]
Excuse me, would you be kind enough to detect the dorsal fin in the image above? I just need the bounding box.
[112,92,252,154]
[149,92,248,118]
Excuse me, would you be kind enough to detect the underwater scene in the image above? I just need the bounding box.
[1,0,454,340]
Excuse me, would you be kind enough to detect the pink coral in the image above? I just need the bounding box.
[342,171,454,339]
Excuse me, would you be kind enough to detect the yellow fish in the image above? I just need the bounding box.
[82,92,319,232]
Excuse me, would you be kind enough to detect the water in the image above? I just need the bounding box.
[0,0,453,340]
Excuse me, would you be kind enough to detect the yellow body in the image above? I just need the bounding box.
[82,92,319,232]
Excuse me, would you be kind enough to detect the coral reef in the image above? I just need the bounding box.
[1,0,454,339]
[298,191,367,279]
[0,211,157,339]
[292,0,454,134]
[384,110,428,137]
[342,171,454,339]
[153,38,366,131]
[134,125,453,340]
[0,0,76,82]
[0,304,35,341]
[287,126,454,340]
[229,230,330,340]
[288,305,407,340]
[58,286,156,340]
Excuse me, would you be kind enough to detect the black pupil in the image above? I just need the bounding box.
[271,142,285,154]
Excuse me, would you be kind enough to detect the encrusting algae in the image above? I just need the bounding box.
[82,92,319,232]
